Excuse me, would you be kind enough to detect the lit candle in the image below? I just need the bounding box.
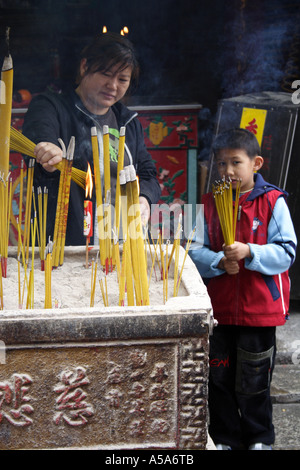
[84,163,93,268]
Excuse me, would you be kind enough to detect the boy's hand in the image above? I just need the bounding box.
[223,241,251,262]
[218,257,240,275]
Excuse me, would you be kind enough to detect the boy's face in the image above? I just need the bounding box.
[215,148,263,193]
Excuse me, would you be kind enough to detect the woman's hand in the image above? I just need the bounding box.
[34,142,63,173]
[139,196,150,225]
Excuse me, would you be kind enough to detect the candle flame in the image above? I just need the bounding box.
[120,26,129,36]
[102,26,107,33]
[85,163,93,199]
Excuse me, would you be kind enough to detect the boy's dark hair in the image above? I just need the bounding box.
[212,128,261,158]
[76,32,140,90]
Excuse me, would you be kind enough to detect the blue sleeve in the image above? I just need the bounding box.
[245,196,297,275]
[188,210,225,278]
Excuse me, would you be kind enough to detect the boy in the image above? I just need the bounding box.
[189,128,297,450]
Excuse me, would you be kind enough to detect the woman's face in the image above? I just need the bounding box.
[76,59,132,115]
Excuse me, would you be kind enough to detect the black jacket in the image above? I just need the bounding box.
[22,88,161,245]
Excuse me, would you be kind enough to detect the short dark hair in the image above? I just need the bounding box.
[212,128,261,159]
[76,32,139,90]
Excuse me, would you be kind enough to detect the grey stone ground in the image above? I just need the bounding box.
[271,303,300,451]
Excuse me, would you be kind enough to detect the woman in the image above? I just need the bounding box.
[22,32,161,245]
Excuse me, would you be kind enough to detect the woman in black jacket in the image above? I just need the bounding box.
[22,32,161,246]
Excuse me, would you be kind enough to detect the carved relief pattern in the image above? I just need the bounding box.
[0,374,34,427]
[53,367,94,426]
[179,338,209,450]
[0,340,209,449]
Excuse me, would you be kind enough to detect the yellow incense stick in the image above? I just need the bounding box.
[129,165,149,306]
[125,167,141,305]
[91,127,106,266]
[175,227,196,296]
[0,260,3,310]
[114,126,126,238]
[10,127,86,189]
[103,125,112,265]
[0,51,13,179]
[18,160,24,257]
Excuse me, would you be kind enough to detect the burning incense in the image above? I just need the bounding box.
[84,163,93,269]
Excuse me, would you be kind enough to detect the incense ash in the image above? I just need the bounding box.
[1,247,188,311]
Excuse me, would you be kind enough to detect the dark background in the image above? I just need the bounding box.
[0,0,300,113]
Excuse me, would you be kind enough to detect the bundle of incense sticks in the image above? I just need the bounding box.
[52,138,74,267]
[119,165,149,306]
[212,177,241,245]
[10,127,86,189]
[91,125,126,272]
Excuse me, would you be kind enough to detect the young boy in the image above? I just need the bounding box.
[189,128,297,450]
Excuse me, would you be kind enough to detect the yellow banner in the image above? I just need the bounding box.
[240,107,267,147]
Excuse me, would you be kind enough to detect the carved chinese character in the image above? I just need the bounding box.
[149,384,168,400]
[150,400,168,414]
[129,418,145,436]
[105,363,124,384]
[150,363,168,383]
[0,374,33,427]
[129,399,145,416]
[129,382,146,398]
[53,367,94,426]
[129,350,147,369]
[105,388,123,408]
[151,418,170,434]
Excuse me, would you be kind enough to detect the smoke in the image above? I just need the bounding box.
[219,1,298,98]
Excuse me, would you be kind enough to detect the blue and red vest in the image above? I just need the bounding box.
[203,188,290,327]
